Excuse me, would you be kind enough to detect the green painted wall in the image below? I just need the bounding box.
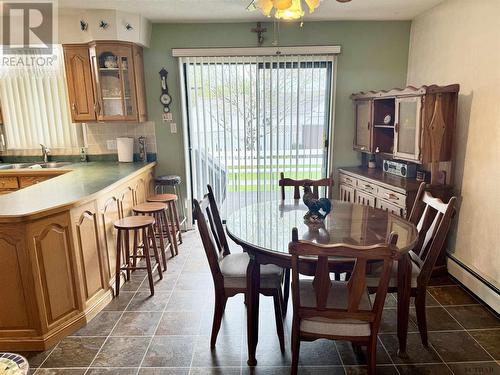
[143,21,411,197]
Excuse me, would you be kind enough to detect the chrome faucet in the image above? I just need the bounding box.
[40,144,51,163]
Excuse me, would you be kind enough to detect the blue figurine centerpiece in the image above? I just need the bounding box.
[302,185,332,224]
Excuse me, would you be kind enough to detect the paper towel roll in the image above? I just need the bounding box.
[117,137,134,162]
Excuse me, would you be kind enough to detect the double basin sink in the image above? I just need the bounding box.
[0,162,72,170]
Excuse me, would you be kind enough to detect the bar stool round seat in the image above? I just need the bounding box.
[133,202,167,213]
[148,193,177,202]
[155,175,181,186]
[114,216,155,229]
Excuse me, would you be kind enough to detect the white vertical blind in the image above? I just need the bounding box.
[183,54,334,216]
[0,46,78,150]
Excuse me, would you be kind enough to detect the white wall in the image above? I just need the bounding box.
[57,9,151,47]
[407,0,500,310]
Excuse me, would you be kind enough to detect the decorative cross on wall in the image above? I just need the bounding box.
[251,22,267,46]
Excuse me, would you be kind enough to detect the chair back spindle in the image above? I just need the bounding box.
[193,197,226,290]
[407,183,456,286]
[279,172,333,200]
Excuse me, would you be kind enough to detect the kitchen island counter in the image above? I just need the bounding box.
[0,162,156,351]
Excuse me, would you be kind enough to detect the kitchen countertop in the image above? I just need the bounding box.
[0,161,156,219]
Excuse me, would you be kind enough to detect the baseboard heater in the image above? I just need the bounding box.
[447,254,499,314]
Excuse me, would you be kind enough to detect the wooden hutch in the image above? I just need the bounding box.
[339,85,459,271]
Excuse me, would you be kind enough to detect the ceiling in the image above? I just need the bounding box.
[58,0,445,23]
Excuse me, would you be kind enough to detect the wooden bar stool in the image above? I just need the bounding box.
[133,202,175,271]
[114,216,163,296]
[147,193,182,255]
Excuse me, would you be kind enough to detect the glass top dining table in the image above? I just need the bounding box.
[225,199,418,366]
[225,199,418,256]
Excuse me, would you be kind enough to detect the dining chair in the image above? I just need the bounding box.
[366,182,457,346]
[193,195,286,351]
[279,172,335,315]
[289,228,399,375]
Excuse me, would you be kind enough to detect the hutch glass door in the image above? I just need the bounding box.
[394,96,421,161]
[354,100,372,152]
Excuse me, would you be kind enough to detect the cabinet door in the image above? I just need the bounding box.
[72,203,107,306]
[92,44,138,122]
[394,96,422,161]
[63,45,96,122]
[355,191,375,207]
[376,199,403,217]
[100,197,121,282]
[132,45,147,122]
[354,100,372,152]
[339,184,355,203]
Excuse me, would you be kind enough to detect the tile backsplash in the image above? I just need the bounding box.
[85,121,157,155]
[0,121,157,157]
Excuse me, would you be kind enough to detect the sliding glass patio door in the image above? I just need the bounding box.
[183,54,335,217]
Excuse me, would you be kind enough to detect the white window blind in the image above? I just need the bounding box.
[0,46,78,150]
[182,54,335,216]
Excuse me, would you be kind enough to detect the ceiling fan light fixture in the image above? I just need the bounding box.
[304,0,321,13]
[274,0,304,20]
[257,0,274,17]
[273,0,293,10]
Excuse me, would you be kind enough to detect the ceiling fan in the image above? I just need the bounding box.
[248,0,352,20]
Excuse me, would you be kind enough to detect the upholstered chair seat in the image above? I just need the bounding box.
[220,252,282,289]
[366,260,420,288]
[299,280,372,337]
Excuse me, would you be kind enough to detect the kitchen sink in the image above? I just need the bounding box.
[0,162,72,170]
[36,162,73,169]
[0,163,36,170]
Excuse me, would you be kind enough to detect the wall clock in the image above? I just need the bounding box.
[159,68,172,113]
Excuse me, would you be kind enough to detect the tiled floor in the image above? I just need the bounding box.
[24,231,499,374]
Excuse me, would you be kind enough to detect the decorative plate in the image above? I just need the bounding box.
[383,114,392,124]
[0,353,29,375]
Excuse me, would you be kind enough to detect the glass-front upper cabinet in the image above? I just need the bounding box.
[394,96,422,161]
[353,100,372,152]
[91,43,137,122]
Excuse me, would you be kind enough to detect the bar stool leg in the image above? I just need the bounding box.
[124,231,131,281]
[115,229,122,296]
[172,199,183,244]
[161,210,176,258]
[142,227,155,296]
[154,211,168,271]
[132,229,139,269]
[173,185,185,231]
[149,225,163,281]
[167,203,179,256]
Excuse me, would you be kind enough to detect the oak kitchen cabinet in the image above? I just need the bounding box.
[0,163,155,351]
[350,85,458,166]
[63,41,147,123]
[0,170,67,195]
[63,45,96,122]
